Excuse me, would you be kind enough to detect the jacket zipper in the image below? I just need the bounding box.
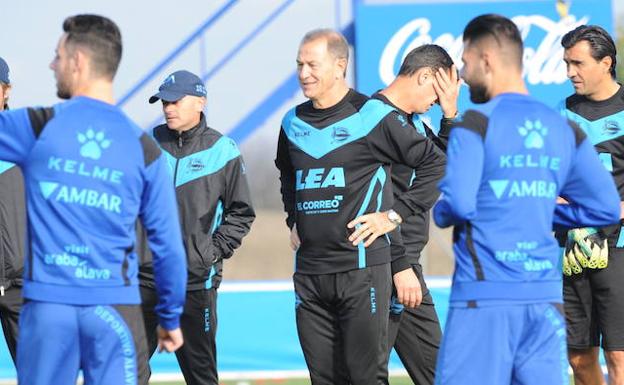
[173,158,180,186]
[173,131,183,185]
[0,226,5,296]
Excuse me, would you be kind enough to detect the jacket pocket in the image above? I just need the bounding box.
[188,234,213,282]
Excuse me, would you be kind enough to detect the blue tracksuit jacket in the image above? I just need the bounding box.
[0,96,186,329]
[434,93,620,305]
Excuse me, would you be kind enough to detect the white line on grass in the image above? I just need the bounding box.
[219,277,453,293]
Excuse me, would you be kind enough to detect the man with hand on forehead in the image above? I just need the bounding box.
[370,44,460,385]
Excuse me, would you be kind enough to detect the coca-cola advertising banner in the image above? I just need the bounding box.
[355,0,613,113]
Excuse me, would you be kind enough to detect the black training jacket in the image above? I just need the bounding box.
[138,114,255,290]
[275,89,446,275]
[372,92,451,263]
[556,86,624,247]
[0,160,26,291]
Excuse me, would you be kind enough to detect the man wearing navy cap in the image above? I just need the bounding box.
[0,57,25,366]
[0,58,11,109]
[138,70,255,385]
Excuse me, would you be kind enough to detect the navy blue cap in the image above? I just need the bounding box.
[149,70,206,104]
[0,57,9,84]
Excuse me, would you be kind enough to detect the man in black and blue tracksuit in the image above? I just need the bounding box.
[558,25,624,384]
[372,44,458,385]
[0,57,24,365]
[138,70,255,385]
[433,15,621,385]
[276,29,446,385]
[0,15,187,385]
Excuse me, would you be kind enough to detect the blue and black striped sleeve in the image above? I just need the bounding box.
[433,110,487,228]
[0,107,54,164]
[138,133,187,330]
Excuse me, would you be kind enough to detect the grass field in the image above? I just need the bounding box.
[156,377,576,385]
[157,379,415,385]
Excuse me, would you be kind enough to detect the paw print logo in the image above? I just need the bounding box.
[77,128,111,160]
[518,120,548,149]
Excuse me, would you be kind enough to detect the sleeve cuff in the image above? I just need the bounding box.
[440,117,454,133]
[158,316,180,331]
[286,215,296,230]
[433,200,453,228]
[392,201,413,222]
[391,256,411,275]
[211,240,228,261]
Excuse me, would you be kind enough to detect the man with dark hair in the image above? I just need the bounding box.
[276,28,446,385]
[0,57,25,366]
[559,25,624,385]
[60,14,122,81]
[370,44,459,385]
[0,14,187,385]
[433,14,621,385]
[375,44,458,150]
[138,69,255,385]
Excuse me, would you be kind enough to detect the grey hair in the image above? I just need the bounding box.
[300,28,349,62]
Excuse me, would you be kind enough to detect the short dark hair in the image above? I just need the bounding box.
[463,14,523,67]
[398,44,454,77]
[561,25,616,78]
[63,14,122,80]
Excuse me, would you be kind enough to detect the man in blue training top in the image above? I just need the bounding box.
[0,15,187,385]
[433,14,621,385]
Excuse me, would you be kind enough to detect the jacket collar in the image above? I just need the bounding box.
[167,112,207,146]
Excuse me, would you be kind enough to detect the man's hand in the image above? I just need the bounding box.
[433,65,461,119]
[347,211,398,247]
[290,224,301,251]
[392,268,422,309]
[157,326,183,353]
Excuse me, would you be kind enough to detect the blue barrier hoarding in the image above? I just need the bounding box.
[355,0,613,117]
[0,282,452,379]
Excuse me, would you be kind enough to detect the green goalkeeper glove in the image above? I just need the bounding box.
[563,228,608,276]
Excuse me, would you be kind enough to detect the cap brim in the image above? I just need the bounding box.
[148,90,185,104]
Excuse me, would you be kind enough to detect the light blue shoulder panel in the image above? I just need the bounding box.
[282,99,395,159]
[0,160,15,175]
[175,136,241,187]
[563,109,624,146]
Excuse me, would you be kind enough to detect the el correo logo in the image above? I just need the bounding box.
[379,14,590,86]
